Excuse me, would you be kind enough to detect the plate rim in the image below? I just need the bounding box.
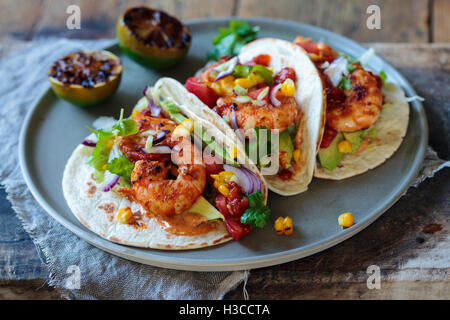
[18,17,428,271]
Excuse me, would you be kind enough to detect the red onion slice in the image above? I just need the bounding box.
[269,83,282,107]
[230,110,245,141]
[153,130,167,144]
[214,57,239,81]
[81,139,96,147]
[102,173,120,192]
[143,86,162,117]
[223,164,257,194]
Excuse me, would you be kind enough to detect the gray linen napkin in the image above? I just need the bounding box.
[1,38,448,300]
[0,38,248,300]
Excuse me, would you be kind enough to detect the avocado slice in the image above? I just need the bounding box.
[279,130,294,169]
[343,131,362,152]
[362,125,378,140]
[318,132,344,171]
[187,196,225,221]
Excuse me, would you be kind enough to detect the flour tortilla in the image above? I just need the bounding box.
[62,135,232,249]
[314,82,410,180]
[165,38,326,196]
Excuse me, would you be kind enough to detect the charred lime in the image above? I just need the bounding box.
[47,50,122,107]
[117,7,191,69]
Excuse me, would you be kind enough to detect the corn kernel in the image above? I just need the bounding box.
[182,118,195,133]
[283,217,293,235]
[338,140,353,153]
[274,217,285,235]
[218,184,230,197]
[210,82,223,95]
[172,125,190,138]
[132,109,140,118]
[228,146,238,159]
[338,212,354,228]
[293,149,301,163]
[234,78,254,89]
[281,78,295,96]
[274,216,293,235]
[249,73,265,85]
[210,174,220,181]
[117,208,134,224]
[219,171,235,182]
[102,164,107,171]
[213,180,222,189]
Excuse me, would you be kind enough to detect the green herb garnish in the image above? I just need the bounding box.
[337,77,352,91]
[240,190,271,228]
[87,109,137,182]
[379,70,387,85]
[233,64,274,84]
[208,20,259,61]
[106,154,135,179]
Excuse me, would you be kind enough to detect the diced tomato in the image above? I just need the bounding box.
[226,181,249,217]
[185,77,218,108]
[203,154,223,184]
[247,86,269,102]
[274,67,297,84]
[278,169,293,181]
[216,194,252,241]
[320,126,338,149]
[251,54,271,67]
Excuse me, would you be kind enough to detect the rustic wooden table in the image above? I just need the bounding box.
[0,0,449,299]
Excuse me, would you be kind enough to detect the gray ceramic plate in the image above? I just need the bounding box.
[19,18,427,271]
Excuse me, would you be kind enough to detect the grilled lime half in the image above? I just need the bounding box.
[117,7,191,69]
[48,50,122,107]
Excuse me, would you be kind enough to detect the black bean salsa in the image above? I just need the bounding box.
[49,51,121,88]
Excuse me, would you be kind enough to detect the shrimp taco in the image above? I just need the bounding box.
[182,38,326,196]
[62,80,270,249]
[293,36,410,180]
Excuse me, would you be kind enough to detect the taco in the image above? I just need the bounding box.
[62,80,270,249]
[293,36,410,180]
[182,38,326,196]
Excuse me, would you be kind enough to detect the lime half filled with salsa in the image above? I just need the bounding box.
[116,7,191,69]
[47,50,122,107]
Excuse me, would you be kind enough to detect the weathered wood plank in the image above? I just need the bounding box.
[236,0,430,43]
[29,0,235,39]
[433,0,450,42]
[0,0,43,40]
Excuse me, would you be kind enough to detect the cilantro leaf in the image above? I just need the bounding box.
[88,138,113,172]
[87,109,137,179]
[208,20,259,61]
[106,154,135,180]
[240,190,271,228]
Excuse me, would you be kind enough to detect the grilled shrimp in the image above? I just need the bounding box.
[326,67,383,132]
[117,114,176,162]
[215,95,298,132]
[117,113,206,217]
